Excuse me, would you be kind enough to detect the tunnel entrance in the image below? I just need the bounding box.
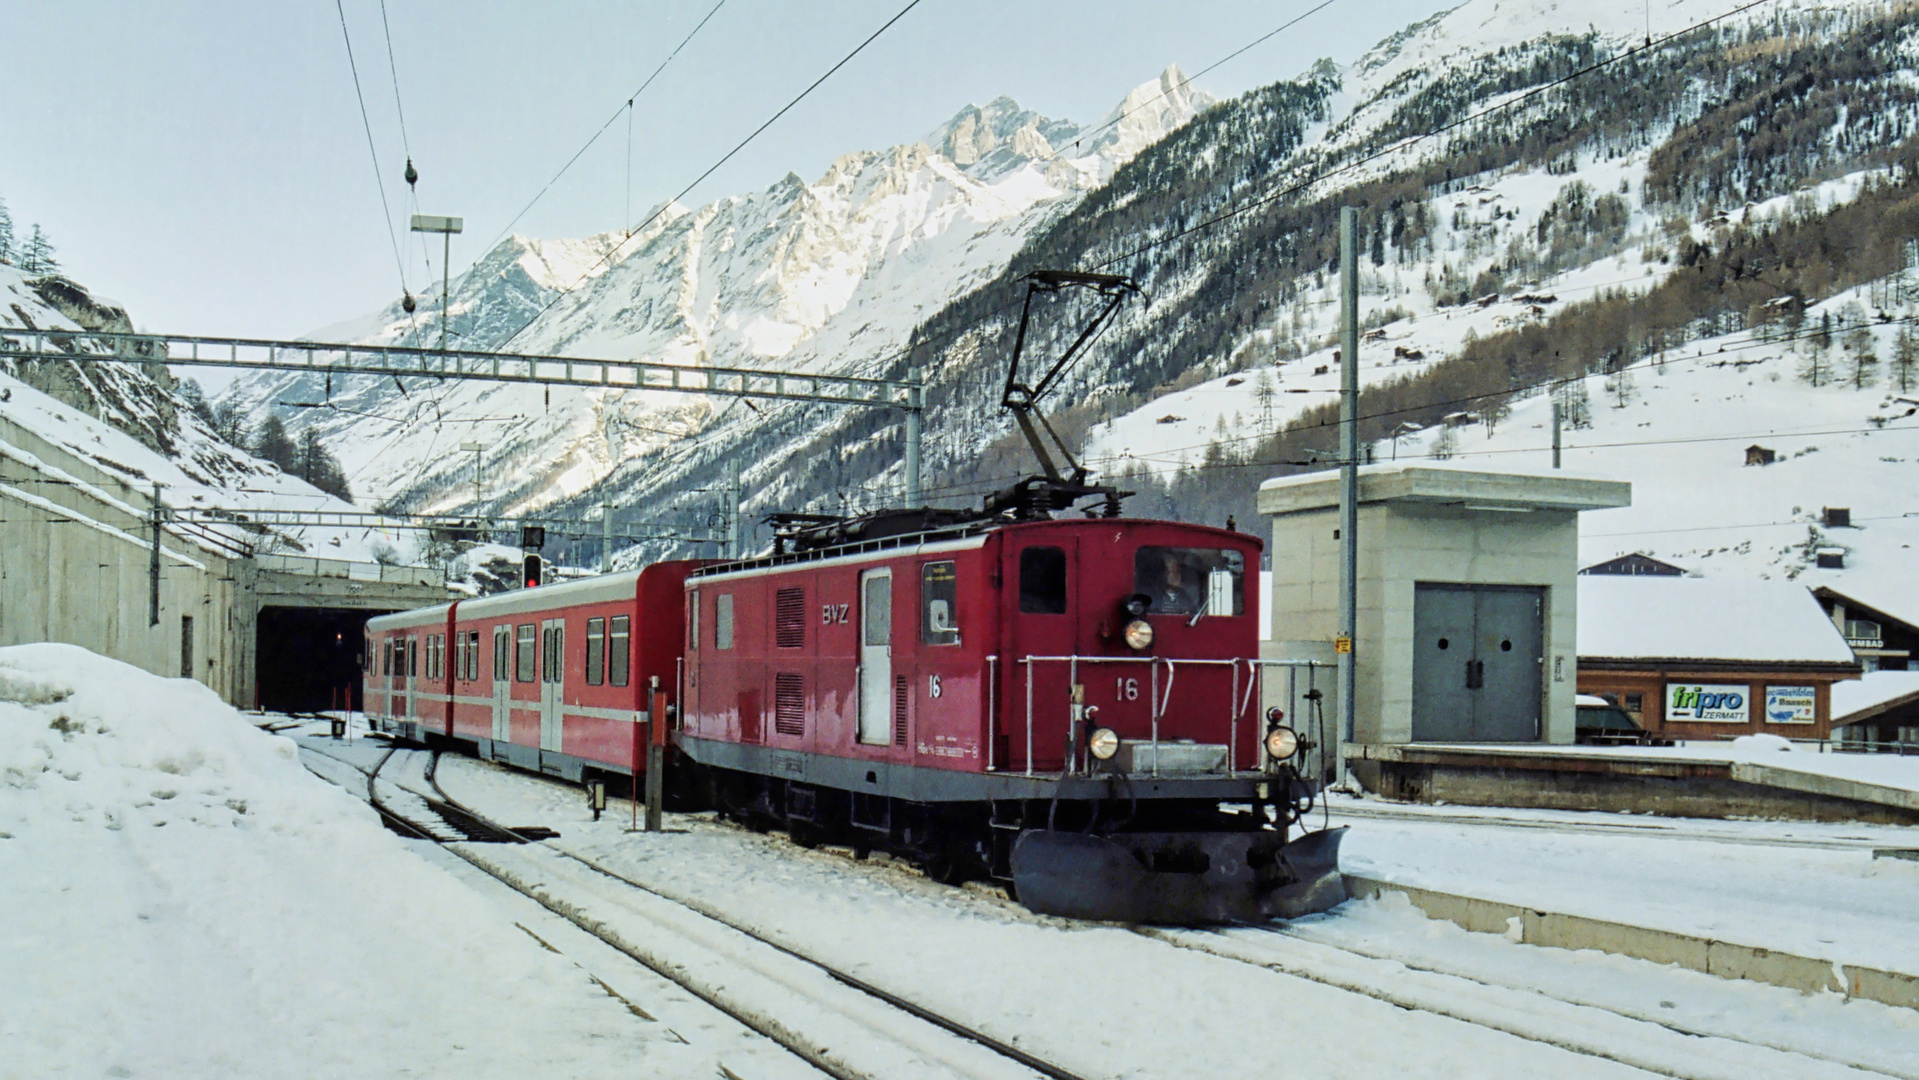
[256,606,393,713]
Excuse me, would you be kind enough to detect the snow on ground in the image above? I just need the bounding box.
[426,746,1919,1077]
[1328,786,1919,975]
[0,644,719,1078]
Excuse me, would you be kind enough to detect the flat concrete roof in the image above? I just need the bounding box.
[1257,463,1631,516]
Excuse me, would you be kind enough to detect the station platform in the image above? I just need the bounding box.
[1344,741,1919,824]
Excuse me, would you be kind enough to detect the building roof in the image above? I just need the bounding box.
[1577,576,1857,665]
[1580,553,1687,576]
[1258,463,1631,516]
[1831,671,1919,723]
[1813,584,1919,636]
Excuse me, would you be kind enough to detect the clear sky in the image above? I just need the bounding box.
[2,0,1453,343]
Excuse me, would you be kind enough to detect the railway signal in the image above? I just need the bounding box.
[522,553,543,588]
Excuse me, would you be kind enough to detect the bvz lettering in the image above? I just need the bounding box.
[819,604,850,625]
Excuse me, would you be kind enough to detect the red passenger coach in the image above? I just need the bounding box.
[366,561,701,783]
[365,603,453,740]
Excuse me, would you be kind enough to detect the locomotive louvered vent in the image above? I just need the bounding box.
[893,675,908,746]
[774,672,805,737]
[775,587,806,648]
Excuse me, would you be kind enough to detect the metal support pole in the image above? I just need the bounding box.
[645,676,665,832]
[601,492,613,574]
[1551,401,1563,469]
[727,456,742,559]
[441,231,452,354]
[149,482,163,627]
[903,366,923,507]
[1338,207,1360,746]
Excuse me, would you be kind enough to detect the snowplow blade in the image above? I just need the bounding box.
[1010,826,1348,925]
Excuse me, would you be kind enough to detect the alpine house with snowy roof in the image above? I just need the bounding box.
[1577,577,1861,740]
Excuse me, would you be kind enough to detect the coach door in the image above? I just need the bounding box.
[540,618,564,753]
[491,626,511,743]
[857,569,893,745]
[403,635,419,718]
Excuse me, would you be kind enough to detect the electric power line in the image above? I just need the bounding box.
[333,0,410,293]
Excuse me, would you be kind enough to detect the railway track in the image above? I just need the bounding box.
[300,742,1090,1080]
[1133,923,1915,1080]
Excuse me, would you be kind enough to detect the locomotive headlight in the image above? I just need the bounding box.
[1088,726,1120,760]
[1264,725,1300,761]
[1122,618,1155,651]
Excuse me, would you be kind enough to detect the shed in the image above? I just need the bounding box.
[1258,464,1630,753]
[1577,576,1860,739]
[1580,553,1686,577]
[1745,444,1776,466]
[1830,671,1919,747]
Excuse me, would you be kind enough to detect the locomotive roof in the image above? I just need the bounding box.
[690,515,1259,584]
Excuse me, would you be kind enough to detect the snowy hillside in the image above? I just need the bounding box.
[219,66,1214,518]
[0,262,417,564]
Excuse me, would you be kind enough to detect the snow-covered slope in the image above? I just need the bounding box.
[0,262,413,563]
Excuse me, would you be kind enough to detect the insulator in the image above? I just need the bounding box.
[401,291,417,314]
[404,158,418,188]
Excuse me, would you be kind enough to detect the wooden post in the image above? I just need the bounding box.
[645,676,665,832]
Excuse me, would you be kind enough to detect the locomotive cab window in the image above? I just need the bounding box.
[1134,547,1245,616]
[609,616,630,687]
[585,617,605,685]
[921,561,960,645]
[515,624,536,683]
[1018,547,1068,614]
[687,592,700,652]
[716,593,735,650]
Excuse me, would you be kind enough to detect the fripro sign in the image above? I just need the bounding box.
[1666,682,1750,723]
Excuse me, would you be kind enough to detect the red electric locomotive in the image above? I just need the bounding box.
[674,508,1343,923]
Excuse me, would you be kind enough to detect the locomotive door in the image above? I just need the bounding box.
[539,617,564,753]
[1006,540,1078,772]
[491,625,511,743]
[857,569,893,745]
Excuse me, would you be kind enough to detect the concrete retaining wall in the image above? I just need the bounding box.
[1345,875,1919,1010]
[0,414,251,704]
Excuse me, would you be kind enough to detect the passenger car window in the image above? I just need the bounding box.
[586,617,605,686]
[1134,547,1244,616]
[921,561,960,645]
[609,616,630,687]
[515,624,536,682]
[1018,547,1068,614]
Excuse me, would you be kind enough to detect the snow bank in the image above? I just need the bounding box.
[0,643,704,1078]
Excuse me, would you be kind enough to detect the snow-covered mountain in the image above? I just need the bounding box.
[226,0,1918,596]
[219,66,1215,522]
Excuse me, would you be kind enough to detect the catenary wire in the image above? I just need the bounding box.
[334,0,410,293]
[485,0,730,253]
[377,0,411,159]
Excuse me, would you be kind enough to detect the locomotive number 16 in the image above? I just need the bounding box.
[1116,677,1140,701]
[821,603,850,625]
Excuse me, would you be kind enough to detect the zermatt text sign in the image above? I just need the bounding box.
[1666,682,1750,723]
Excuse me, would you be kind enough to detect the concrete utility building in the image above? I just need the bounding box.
[1577,576,1861,740]
[1257,464,1631,760]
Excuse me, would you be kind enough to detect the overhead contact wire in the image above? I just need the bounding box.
[334,0,410,295]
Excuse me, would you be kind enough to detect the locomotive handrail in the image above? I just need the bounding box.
[689,519,996,578]
[1013,654,1253,779]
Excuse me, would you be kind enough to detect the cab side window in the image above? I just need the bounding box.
[921,561,960,645]
[1018,547,1067,614]
[515,624,536,682]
